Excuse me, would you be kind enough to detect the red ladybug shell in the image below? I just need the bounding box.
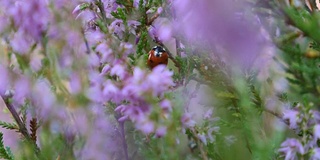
[147,46,169,69]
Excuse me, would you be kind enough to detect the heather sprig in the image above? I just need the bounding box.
[0,132,14,160]
[279,103,320,159]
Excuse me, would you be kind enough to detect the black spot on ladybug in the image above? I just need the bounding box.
[155,52,161,57]
[150,60,154,63]
[152,46,166,53]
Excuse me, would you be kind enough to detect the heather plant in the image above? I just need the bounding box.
[1,0,320,160]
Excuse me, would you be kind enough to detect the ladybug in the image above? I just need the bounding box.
[147,46,169,69]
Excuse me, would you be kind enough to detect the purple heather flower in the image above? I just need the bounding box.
[156,126,167,137]
[157,7,163,14]
[312,148,320,160]
[128,20,141,35]
[59,48,74,68]
[109,19,125,38]
[283,109,300,129]
[53,0,79,9]
[77,109,122,159]
[208,127,220,143]
[0,15,9,33]
[121,105,148,122]
[100,64,111,75]
[132,67,145,82]
[31,80,56,119]
[314,124,320,140]
[69,73,82,94]
[115,104,127,113]
[85,30,105,46]
[279,138,305,160]
[146,65,174,96]
[119,42,134,56]
[72,3,84,16]
[67,109,89,136]
[8,0,50,41]
[135,36,140,44]
[30,53,43,72]
[87,85,104,103]
[95,43,113,63]
[133,0,146,8]
[146,7,157,14]
[87,71,104,103]
[148,25,157,40]
[160,99,172,113]
[172,0,270,69]
[0,65,9,95]
[121,67,146,98]
[172,0,229,40]
[110,63,127,80]
[88,53,100,67]
[203,108,213,120]
[137,121,155,134]
[75,9,95,23]
[145,6,162,14]
[103,80,121,103]
[198,133,207,145]
[10,29,33,54]
[313,111,320,124]
[148,18,172,43]
[65,31,83,48]
[12,76,30,105]
[63,126,76,146]
[181,113,196,128]
[94,42,108,54]
[102,0,120,18]
[118,115,129,122]
[89,71,104,85]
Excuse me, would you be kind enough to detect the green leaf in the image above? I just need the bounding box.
[285,8,320,43]
[136,31,148,57]
[0,132,14,160]
[110,11,121,19]
[79,3,90,11]
[0,121,18,130]
[232,113,242,118]
[216,92,237,99]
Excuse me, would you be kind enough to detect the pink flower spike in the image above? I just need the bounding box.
[118,115,129,122]
[156,126,167,137]
[157,7,163,14]
[314,124,320,140]
[160,99,172,112]
[138,121,155,134]
[72,4,82,15]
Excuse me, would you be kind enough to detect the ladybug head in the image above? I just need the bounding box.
[152,46,166,57]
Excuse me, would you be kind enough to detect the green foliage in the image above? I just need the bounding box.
[284,8,320,43]
[139,0,145,12]
[116,0,133,9]
[0,121,19,131]
[173,56,192,83]
[136,30,149,57]
[276,30,320,104]
[79,3,91,11]
[111,8,127,22]
[309,41,320,51]
[0,132,14,160]
[249,84,264,114]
